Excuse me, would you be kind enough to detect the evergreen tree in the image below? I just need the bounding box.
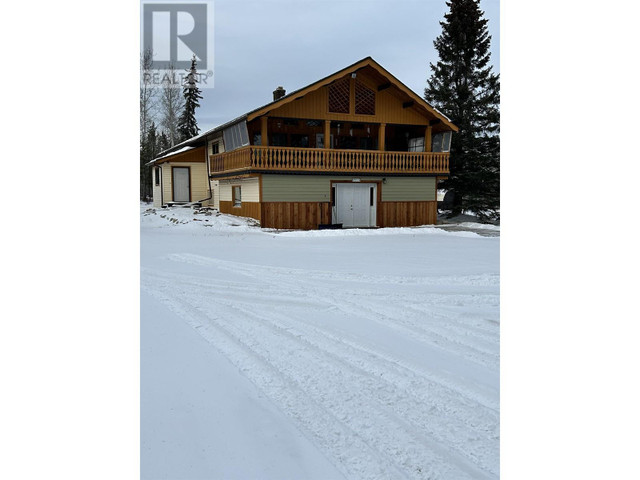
[177,55,203,142]
[140,122,158,201]
[157,131,170,153]
[425,0,500,220]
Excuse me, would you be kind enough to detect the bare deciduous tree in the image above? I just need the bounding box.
[159,64,184,147]
[140,47,156,141]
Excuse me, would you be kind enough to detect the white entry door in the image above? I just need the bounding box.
[335,183,376,227]
[172,167,190,202]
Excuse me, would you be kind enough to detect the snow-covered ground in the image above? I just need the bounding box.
[140,205,500,480]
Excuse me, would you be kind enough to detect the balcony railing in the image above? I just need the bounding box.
[209,145,449,175]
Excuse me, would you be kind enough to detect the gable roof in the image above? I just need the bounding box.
[152,56,457,162]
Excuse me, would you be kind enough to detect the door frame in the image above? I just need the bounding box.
[330,180,381,227]
[171,166,191,202]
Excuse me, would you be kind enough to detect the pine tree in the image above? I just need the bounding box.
[157,131,170,153]
[140,122,158,201]
[425,0,500,220]
[177,55,203,142]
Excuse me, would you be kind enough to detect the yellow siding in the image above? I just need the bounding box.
[219,177,260,203]
[208,132,225,156]
[161,162,210,205]
[152,167,163,207]
[210,179,221,210]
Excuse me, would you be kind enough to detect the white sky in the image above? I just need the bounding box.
[191,0,500,132]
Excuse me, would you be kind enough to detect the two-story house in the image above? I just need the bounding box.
[149,57,457,229]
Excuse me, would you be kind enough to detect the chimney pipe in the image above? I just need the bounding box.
[273,86,286,101]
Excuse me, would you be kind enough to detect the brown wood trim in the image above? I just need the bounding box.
[261,202,330,230]
[219,201,261,222]
[156,146,206,164]
[171,166,191,202]
[379,201,437,227]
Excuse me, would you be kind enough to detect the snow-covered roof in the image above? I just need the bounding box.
[147,145,196,166]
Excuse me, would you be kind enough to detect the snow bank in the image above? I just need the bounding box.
[141,204,494,238]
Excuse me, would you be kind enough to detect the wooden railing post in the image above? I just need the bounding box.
[260,117,268,146]
[209,145,449,175]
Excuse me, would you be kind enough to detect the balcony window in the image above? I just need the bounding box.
[271,133,287,147]
[432,131,452,152]
[291,134,309,148]
[408,137,425,152]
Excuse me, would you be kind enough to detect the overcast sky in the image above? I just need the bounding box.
[164,0,500,133]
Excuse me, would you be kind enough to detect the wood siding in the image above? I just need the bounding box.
[160,161,209,205]
[261,202,331,230]
[379,201,437,227]
[262,69,436,126]
[219,201,261,222]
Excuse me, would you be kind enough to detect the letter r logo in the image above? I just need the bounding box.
[143,3,208,69]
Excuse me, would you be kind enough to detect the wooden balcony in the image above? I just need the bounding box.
[209,145,449,176]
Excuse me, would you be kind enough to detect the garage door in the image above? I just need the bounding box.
[335,183,376,228]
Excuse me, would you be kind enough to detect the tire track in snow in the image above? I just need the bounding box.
[166,253,499,369]
[144,268,499,410]
[143,276,495,480]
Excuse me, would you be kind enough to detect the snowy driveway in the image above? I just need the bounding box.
[141,207,499,479]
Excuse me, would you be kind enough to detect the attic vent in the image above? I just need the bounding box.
[273,86,286,101]
[355,81,375,115]
[328,77,350,114]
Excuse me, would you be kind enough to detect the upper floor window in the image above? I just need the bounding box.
[210,142,220,155]
[432,131,452,152]
[328,77,350,114]
[408,137,425,152]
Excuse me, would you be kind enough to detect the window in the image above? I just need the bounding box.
[154,167,161,186]
[222,121,250,151]
[316,133,333,149]
[270,133,288,147]
[290,134,309,148]
[328,77,350,113]
[408,137,425,152]
[210,142,219,155]
[432,131,452,152]
[355,81,375,115]
[232,186,242,207]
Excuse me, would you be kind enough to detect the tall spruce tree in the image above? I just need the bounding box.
[425,0,500,220]
[177,55,203,142]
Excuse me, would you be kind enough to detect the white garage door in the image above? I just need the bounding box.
[335,183,376,228]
